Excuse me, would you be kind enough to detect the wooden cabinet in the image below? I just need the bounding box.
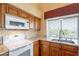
[40,40,50,45]
[39,40,78,56]
[50,42,61,56]
[50,47,61,56]
[0,4,2,13]
[6,4,18,16]
[40,45,49,56]
[0,3,41,30]
[0,4,2,28]
[40,40,50,56]
[18,10,29,19]
[33,40,78,56]
[61,44,78,56]
[61,50,77,56]
[35,17,41,31]
[0,14,2,28]
[61,44,78,53]
[0,4,5,28]
[33,40,39,56]
[29,16,35,29]
[50,42,61,48]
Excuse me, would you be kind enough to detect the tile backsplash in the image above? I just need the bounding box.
[0,29,39,44]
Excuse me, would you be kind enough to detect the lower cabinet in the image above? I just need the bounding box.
[40,45,49,56]
[61,50,78,56]
[33,40,39,56]
[33,40,78,56]
[50,47,61,56]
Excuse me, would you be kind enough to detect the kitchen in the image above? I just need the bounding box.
[0,3,79,56]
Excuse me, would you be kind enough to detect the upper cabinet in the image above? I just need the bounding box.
[35,17,41,31]
[0,3,41,30]
[6,4,18,16]
[0,4,2,28]
[29,15,35,30]
[18,10,29,19]
[29,15,41,31]
[0,14,2,28]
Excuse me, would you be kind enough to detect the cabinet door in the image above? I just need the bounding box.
[0,4,2,28]
[0,14,2,28]
[33,40,39,56]
[35,17,41,31]
[61,44,78,53]
[61,50,78,56]
[7,4,18,16]
[40,45,49,56]
[29,16,35,29]
[18,10,28,19]
[50,47,60,56]
[0,4,2,13]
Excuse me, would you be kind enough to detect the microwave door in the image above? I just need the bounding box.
[5,14,18,29]
[5,14,29,29]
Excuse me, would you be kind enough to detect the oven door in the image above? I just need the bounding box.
[9,44,33,56]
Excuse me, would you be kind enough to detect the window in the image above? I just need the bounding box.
[47,19,60,39]
[47,16,78,41]
[62,17,78,38]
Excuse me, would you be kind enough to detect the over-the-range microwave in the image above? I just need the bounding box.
[5,14,29,29]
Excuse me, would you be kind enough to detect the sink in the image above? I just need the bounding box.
[51,39,59,41]
[52,39,75,44]
[58,40,74,44]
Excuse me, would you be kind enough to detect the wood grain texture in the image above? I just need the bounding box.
[33,40,40,56]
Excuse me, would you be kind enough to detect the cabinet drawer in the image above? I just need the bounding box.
[40,40,50,45]
[61,44,78,52]
[50,47,61,56]
[50,42,61,48]
[61,50,78,56]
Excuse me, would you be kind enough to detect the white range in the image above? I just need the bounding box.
[3,34,33,56]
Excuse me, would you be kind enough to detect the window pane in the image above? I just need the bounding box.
[62,17,78,38]
[47,20,60,39]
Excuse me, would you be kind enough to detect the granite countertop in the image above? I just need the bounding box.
[1,37,79,55]
[0,44,9,55]
[28,37,79,47]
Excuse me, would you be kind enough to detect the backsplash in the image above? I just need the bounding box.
[0,29,39,44]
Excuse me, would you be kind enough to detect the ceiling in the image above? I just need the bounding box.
[11,3,72,18]
[37,3,72,12]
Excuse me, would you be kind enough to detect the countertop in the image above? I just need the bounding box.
[28,37,79,47]
[0,44,8,55]
[1,36,79,55]
[4,40,34,51]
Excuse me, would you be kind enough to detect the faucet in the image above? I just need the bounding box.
[59,30,67,41]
